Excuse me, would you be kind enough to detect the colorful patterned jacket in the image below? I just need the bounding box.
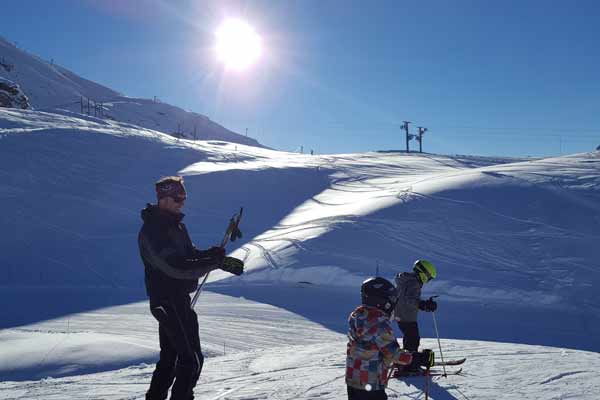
[346,305,412,391]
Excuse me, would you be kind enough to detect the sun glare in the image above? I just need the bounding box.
[215,19,262,71]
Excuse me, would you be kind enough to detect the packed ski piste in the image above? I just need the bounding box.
[131,171,597,400]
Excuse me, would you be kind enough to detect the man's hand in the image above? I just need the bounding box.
[220,256,244,276]
[205,246,226,258]
[194,246,225,260]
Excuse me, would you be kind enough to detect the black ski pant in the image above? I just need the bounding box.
[396,320,420,352]
[347,386,388,400]
[396,320,420,371]
[146,295,204,400]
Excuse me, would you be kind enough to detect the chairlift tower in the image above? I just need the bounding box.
[417,127,428,153]
[402,121,411,153]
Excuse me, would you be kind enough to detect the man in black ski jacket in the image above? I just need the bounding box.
[138,176,244,400]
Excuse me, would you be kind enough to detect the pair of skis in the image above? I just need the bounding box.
[190,207,244,308]
[392,357,465,378]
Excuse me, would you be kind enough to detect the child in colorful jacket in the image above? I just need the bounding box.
[346,277,434,400]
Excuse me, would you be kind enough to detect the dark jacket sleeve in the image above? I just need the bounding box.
[139,225,221,280]
[165,252,224,271]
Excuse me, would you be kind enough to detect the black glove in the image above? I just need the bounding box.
[230,226,243,242]
[414,349,435,368]
[220,256,244,276]
[195,246,226,260]
[418,298,437,312]
[207,246,226,258]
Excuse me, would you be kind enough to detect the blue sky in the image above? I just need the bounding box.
[3,0,599,156]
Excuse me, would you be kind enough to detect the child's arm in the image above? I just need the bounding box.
[374,318,413,367]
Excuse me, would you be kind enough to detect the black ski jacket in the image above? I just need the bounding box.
[138,204,223,300]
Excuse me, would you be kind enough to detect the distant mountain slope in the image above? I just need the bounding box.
[0,36,263,147]
[0,37,120,107]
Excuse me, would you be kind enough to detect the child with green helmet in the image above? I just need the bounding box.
[393,259,438,376]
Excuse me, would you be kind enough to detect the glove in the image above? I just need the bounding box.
[194,246,225,260]
[220,256,244,276]
[396,351,413,366]
[206,246,226,258]
[415,349,435,368]
[230,226,243,242]
[418,298,437,312]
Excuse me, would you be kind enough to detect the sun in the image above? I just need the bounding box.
[215,19,262,71]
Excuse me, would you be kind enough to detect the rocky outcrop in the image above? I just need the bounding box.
[0,77,30,109]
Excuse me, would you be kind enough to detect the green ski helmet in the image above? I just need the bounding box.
[413,260,437,284]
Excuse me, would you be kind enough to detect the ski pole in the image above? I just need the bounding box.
[190,225,231,308]
[432,310,447,377]
[387,364,396,381]
[191,208,243,308]
[424,367,430,400]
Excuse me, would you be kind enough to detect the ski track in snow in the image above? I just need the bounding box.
[539,370,590,385]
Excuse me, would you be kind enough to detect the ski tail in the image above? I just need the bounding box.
[435,357,466,367]
[429,367,462,376]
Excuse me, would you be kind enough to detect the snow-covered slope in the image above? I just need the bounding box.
[1,294,599,399]
[2,108,599,345]
[1,108,599,398]
[0,36,262,147]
